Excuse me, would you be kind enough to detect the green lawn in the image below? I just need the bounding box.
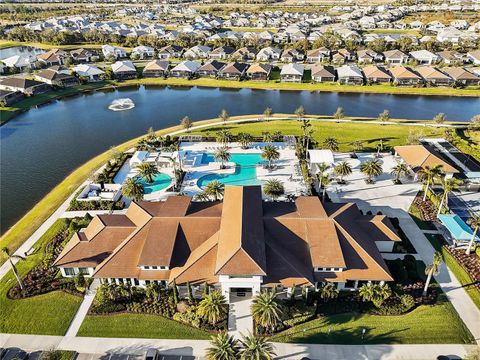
[77,313,211,339]
[189,120,445,152]
[426,234,480,310]
[0,219,83,335]
[271,300,474,344]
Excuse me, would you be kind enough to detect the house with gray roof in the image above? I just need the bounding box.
[280,63,304,83]
[170,61,201,78]
[337,65,364,85]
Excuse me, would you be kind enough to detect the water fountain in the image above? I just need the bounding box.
[108,98,135,111]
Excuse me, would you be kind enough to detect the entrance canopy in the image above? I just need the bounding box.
[438,214,479,242]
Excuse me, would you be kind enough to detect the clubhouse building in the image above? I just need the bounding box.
[55,186,400,299]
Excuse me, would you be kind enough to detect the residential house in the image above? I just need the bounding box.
[231,47,257,61]
[409,50,438,65]
[35,67,80,87]
[209,46,236,60]
[415,66,454,86]
[72,64,105,82]
[142,60,169,78]
[54,185,400,293]
[37,49,70,66]
[184,45,211,59]
[383,50,409,65]
[111,60,137,80]
[256,47,282,62]
[102,45,127,59]
[389,66,423,86]
[362,65,392,84]
[306,48,331,63]
[218,62,249,80]
[170,61,201,79]
[246,63,272,81]
[0,77,50,95]
[467,50,480,65]
[280,63,304,83]
[70,48,99,63]
[436,50,464,65]
[2,55,36,71]
[336,65,364,85]
[356,49,382,64]
[281,48,305,62]
[442,67,480,86]
[197,60,226,78]
[131,46,155,59]
[311,65,336,83]
[0,90,24,106]
[158,45,184,59]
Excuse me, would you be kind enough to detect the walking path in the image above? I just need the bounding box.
[65,279,101,337]
[228,294,253,339]
[0,334,477,359]
[61,209,127,218]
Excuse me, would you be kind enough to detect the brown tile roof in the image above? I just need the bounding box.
[57,186,398,286]
[415,66,451,80]
[246,63,272,74]
[389,66,421,80]
[143,60,169,71]
[442,67,479,81]
[394,145,459,173]
[362,65,392,80]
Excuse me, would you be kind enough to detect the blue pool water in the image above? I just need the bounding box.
[198,153,264,188]
[139,173,172,194]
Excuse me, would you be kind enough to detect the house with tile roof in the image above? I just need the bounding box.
[442,67,480,86]
[390,65,423,86]
[55,185,400,298]
[394,145,459,177]
[246,63,272,81]
[415,66,453,86]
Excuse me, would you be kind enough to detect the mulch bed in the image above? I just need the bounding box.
[445,246,480,293]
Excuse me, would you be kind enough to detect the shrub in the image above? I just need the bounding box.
[400,294,415,310]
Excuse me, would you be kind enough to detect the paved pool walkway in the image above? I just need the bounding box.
[228,294,253,339]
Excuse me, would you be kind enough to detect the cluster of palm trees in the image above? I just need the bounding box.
[358,283,392,308]
[206,332,276,360]
[121,162,160,202]
[197,180,225,201]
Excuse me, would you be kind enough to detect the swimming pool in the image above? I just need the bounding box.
[139,173,172,194]
[197,153,264,188]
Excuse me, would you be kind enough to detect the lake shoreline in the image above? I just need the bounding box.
[1,79,478,126]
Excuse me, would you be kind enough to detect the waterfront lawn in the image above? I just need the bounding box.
[190,120,445,152]
[77,313,211,339]
[426,234,480,310]
[0,219,83,335]
[270,298,474,344]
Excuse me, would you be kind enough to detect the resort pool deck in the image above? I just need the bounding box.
[197,153,264,188]
[180,142,310,199]
[139,173,172,194]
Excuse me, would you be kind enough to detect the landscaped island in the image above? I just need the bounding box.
[1,114,478,353]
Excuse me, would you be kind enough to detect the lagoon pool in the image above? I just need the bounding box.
[139,173,172,194]
[197,153,264,188]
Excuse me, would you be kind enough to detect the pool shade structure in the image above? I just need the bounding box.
[437,214,480,243]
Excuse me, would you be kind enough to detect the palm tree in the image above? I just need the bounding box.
[181,116,193,131]
[206,332,239,360]
[251,289,283,333]
[466,212,480,255]
[317,162,331,178]
[319,174,332,202]
[333,107,344,120]
[423,251,443,295]
[433,112,446,125]
[417,164,444,202]
[390,162,411,184]
[263,179,285,201]
[263,107,273,120]
[219,109,229,124]
[198,289,228,325]
[378,109,390,124]
[238,132,253,149]
[214,146,231,169]
[261,145,280,169]
[2,247,25,290]
[122,177,145,202]
[334,161,352,183]
[239,333,276,360]
[360,159,383,184]
[300,119,312,148]
[136,162,159,184]
[204,180,225,201]
[294,105,305,120]
[323,137,339,152]
[262,131,273,143]
[358,283,391,308]
[437,178,463,216]
[216,130,232,145]
[94,171,109,190]
[319,282,339,303]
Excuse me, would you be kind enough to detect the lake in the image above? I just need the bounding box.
[0,85,479,233]
[0,46,45,60]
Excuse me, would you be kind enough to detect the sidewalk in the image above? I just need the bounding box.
[0,333,477,359]
[228,294,253,339]
[65,279,100,337]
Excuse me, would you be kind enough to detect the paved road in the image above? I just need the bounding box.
[0,334,477,359]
